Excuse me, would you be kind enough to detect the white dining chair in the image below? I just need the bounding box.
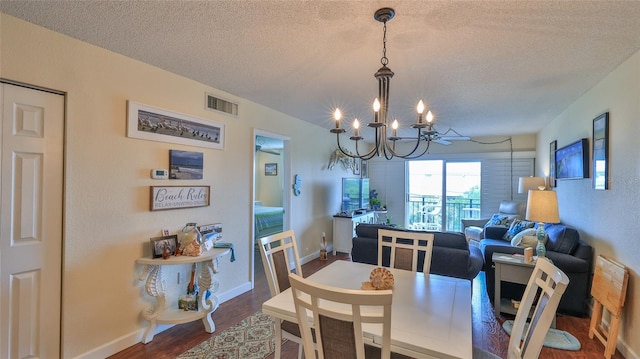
[378,229,435,273]
[288,273,393,359]
[473,257,570,359]
[258,230,305,359]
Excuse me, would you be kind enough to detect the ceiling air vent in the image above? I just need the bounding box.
[205,93,238,117]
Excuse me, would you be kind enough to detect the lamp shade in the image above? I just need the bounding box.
[518,177,546,194]
[525,190,560,223]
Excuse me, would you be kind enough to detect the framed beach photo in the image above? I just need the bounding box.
[127,100,224,150]
[169,150,204,179]
[593,112,609,190]
[150,235,178,258]
[265,163,277,176]
[549,140,557,188]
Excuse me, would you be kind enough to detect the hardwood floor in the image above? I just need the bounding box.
[110,251,622,359]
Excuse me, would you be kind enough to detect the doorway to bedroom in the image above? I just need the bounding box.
[252,131,290,286]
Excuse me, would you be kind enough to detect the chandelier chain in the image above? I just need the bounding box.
[381,20,389,66]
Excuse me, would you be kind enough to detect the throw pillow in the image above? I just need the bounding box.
[521,235,544,248]
[484,213,510,228]
[503,219,536,241]
[509,228,538,247]
[545,224,580,254]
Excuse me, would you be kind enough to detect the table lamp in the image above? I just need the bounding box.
[518,177,546,194]
[525,189,560,257]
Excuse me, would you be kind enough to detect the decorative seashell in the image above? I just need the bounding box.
[361,281,375,290]
[183,241,202,257]
[369,267,394,290]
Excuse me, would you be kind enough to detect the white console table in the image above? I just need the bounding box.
[332,212,374,255]
[136,248,230,343]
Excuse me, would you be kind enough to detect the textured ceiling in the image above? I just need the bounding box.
[2,1,640,139]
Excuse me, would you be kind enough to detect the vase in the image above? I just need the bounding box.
[181,223,203,256]
[536,224,546,258]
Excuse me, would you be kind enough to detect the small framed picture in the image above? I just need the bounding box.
[169,149,203,180]
[265,163,277,176]
[593,112,609,190]
[360,160,368,178]
[549,140,557,188]
[150,235,178,258]
[353,159,361,176]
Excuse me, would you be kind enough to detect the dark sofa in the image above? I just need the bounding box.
[480,223,593,316]
[351,223,484,280]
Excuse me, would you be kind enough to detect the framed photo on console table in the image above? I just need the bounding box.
[593,112,609,190]
[150,235,178,258]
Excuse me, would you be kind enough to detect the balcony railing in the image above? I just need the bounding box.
[407,194,480,232]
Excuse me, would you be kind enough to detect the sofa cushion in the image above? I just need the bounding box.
[544,224,580,254]
[356,224,468,251]
[503,219,536,241]
[484,213,511,228]
[509,228,539,247]
[356,223,394,239]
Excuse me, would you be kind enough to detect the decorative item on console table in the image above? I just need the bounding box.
[150,235,178,259]
[181,222,203,256]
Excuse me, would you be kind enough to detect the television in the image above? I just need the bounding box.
[555,138,589,179]
[341,178,370,214]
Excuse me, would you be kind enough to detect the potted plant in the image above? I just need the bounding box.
[370,197,382,210]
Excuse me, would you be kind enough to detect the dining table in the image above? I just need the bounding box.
[262,260,472,359]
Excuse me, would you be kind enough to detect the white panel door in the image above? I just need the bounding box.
[1,83,64,359]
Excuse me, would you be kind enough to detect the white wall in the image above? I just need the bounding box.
[255,151,283,206]
[537,50,640,358]
[1,14,344,358]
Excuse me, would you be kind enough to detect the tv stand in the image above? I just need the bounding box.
[332,212,374,256]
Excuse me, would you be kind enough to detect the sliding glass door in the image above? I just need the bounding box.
[407,161,480,231]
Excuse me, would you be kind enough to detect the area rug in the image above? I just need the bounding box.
[177,310,284,359]
[502,320,581,351]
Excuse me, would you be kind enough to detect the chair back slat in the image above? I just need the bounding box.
[319,316,357,358]
[289,273,393,359]
[258,230,302,297]
[508,258,569,359]
[377,229,435,273]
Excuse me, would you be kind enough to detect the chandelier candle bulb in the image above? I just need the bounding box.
[373,98,381,123]
[353,119,360,137]
[391,120,399,139]
[426,111,434,124]
[417,100,425,123]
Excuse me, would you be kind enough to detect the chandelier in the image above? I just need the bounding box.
[330,7,437,160]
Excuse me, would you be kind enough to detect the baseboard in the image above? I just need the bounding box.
[72,281,253,359]
[300,249,321,265]
[617,340,639,359]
